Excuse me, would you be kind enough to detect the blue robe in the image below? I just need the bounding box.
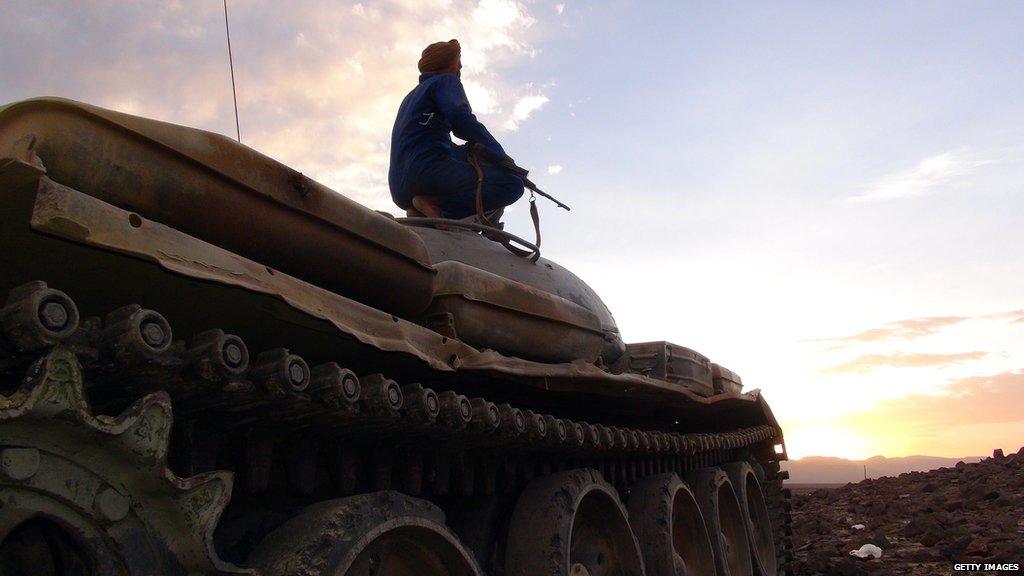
[389,73,524,218]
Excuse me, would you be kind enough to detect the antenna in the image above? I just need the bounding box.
[223,0,241,142]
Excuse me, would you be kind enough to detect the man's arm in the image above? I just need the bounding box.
[434,75,506,157]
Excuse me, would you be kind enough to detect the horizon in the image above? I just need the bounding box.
[3,1,1022,460]
[789,452,992,462]
[781,451,998,485]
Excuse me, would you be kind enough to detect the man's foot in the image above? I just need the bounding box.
[411,195,445,218]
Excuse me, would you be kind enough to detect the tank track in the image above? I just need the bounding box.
[759,457,796,575]
[0,281,791,574]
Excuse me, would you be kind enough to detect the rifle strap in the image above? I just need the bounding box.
[469,151,493,227]
[468,148,542,261]
[529,194,541,251]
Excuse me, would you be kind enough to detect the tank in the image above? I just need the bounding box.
[0,98,792,576]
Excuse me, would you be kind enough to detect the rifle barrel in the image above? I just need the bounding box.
[470,143,571,210]
[524,179,571,211]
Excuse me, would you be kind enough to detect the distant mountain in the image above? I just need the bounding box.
[781,454,985,484]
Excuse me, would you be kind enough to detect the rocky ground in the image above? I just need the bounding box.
[790,447,1024,575]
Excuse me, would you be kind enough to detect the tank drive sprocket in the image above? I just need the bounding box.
[0,347,247,575]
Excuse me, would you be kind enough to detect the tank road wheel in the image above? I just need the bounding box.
[505,468,644,576]
[0,347,246,575]
[627,473,716,576]
[249,491,483,576]
[723,463,777,576]
[0,281,81,352]
[687,468,753,576]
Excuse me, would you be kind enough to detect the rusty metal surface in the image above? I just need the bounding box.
[0,304,785,571]
[249,492,483,576]
[0,97,436,318]
[687,467,754,576]
[412,225,626,361]
[505,468,645,576]
[400,216,541,261]
[627,473,716,576]
[0,347,248,574]
[713,362,744,395]
[427,261,605,363]
[625,341,716,397]
[23,173,470,371]
[1,295,782,499]
[724,462,778,576]
[0,97,622,365]
[11,169,779,422]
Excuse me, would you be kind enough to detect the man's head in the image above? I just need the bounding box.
[418,39,462,76]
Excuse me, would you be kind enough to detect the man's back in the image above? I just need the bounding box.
[388,75,456,207]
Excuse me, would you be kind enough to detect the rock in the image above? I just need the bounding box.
[790,446,1022,576]
[944,499,965,512]
[867,501,887,518]
[965,538,989,557]
[805,546,832,572]
[899,547,941,562]
[937,535,972,559]
[834,556,870,576]
[902,513,941,538]
[993,448,1005,459]
[996,516,1017,533]
[920,527,944,547]
[993,538,1024,558]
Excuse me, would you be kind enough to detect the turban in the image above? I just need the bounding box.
[418,39,461,74]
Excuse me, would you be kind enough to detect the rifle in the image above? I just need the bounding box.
[468,144,571,211]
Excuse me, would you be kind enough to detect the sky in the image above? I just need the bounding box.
[2,0,1022,460]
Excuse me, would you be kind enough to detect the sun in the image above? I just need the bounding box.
[783,422,873,461]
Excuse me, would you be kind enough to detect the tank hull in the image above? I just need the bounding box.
[0,99,792,576]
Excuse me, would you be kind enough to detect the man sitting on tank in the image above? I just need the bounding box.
[388,39,524,221]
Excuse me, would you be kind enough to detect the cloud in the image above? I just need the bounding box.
[555,3,566,15]
[547,164,563,175]
[462,80,499,114]
[821,351,987,374]
[787,369,1024,459]
[0,0,546,212]
[986,308,1024,324]
[505,93,549,130]
[804,315,968,345]
[845,150,993,203]
[843,370,1024,429]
